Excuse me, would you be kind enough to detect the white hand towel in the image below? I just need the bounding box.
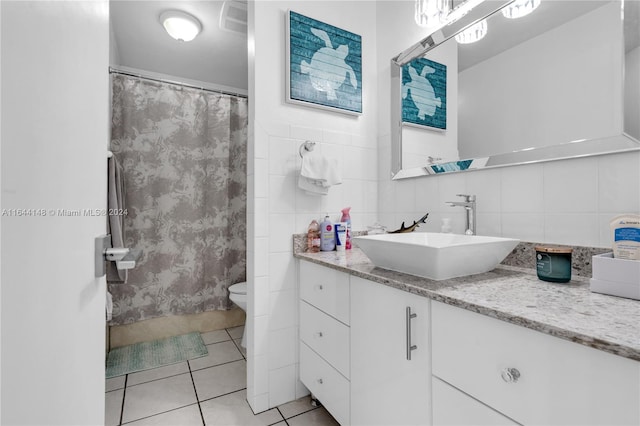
[298,149,342,195]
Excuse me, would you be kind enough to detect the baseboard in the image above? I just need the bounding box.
[108,307,246,348]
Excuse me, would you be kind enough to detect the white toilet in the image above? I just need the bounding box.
[228,282,247,348]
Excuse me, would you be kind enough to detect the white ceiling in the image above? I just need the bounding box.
[110,0,248,91]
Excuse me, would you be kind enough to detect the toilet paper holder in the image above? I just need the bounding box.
[95,234,143,277]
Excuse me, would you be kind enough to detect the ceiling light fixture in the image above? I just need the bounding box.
[415,0,452,28]
[160,10,202,42]
[501,0,541,19]
[455,19,488,44]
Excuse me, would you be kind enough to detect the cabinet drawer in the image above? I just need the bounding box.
[300,342,350,426]
[299,260,350,325]
[300,300,350,378]
[432,301,640,425]
[433,377,519,426]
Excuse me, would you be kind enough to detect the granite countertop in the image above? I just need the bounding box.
[294,248,640,362]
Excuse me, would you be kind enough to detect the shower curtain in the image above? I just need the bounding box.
[108,73,247,326]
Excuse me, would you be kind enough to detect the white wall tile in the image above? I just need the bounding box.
[261,121,290,139]
[269,137,297,177]
[254,121,270,160]
[476,213,501,236]
[268,328,297,370]
[598,213,617,249]
[268,365,296,408]
[545,213,599,246]
[597,151,640,213]
[466,168,502,213]
[269,214,296,253]
[543,157,598,213]
[254,237,269,277]
[500,163,544,213]
[253,354,269,395]
[295,377,310,400]
[291,125,324,142]
[344,179,366,214]
[268,253,296,293]
[254,159,269,198]
[249,393,270,415]
[269,289,296,331]
[254,276,269,317]
[414,176,439,214]
[323,129,351,146]
[253,315,269,357]
[269,175,296,214]
[436,172,468,208]
[254,198,269,238]
[501,213,545,242]
[394,178,416,213]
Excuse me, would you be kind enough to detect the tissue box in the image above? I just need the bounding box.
[590,252,640,300]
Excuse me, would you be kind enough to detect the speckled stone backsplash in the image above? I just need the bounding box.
[294,234,610,278]
[502,242,610,278]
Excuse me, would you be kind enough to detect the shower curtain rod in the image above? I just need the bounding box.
[109,68,248,99]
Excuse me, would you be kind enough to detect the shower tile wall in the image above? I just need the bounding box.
[248,1,379,412]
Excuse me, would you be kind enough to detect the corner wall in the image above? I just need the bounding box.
[247,1,378,412]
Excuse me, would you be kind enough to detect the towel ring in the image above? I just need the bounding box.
[299,141,316,158]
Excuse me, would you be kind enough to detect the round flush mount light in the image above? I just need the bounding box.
[160,10,202,42]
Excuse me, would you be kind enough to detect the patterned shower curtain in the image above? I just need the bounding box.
[108,74,247,326]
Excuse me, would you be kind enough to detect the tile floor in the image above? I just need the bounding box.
[105,326,339,426]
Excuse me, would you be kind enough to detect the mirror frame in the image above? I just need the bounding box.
[390,0,640,180]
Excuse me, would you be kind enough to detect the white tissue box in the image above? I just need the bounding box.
[590,252,640,301]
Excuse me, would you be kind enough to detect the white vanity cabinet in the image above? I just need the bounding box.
[431,301,640,426]
[350,276,431,426]
[298,260,351,426]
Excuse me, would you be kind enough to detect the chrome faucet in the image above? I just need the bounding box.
[446,194,476,235]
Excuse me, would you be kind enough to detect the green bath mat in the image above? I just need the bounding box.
[106,332,208,378]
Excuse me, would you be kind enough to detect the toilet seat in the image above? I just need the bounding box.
[229,282,247,295]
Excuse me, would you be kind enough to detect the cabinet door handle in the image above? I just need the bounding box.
[317,378,323,384]
[501,367,521,383]
[315,284,324,291]
[315,331,323,338]
[406,307,417,360]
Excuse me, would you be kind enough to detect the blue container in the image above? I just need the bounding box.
[536,246,572,283]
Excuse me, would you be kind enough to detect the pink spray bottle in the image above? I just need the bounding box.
[340,207,352,250]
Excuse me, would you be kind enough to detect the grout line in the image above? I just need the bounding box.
[126,368,192,388]
[187,359,206,425]
[197,387,248,405]
[190,357,246,373]
[119,375,128,425]
[120,403,201,425]
[275,406,285,423]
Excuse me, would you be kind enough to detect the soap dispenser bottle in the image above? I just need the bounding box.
[340,207,352,249]
[320,214,336,251]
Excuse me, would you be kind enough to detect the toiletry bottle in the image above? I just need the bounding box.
[307,219,321,253]
[610,214,640,260]
[335,222,347,251]
[320,215,336,251]
[340,207,352,249]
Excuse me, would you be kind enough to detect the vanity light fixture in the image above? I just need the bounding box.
[455,18,487,44]
[160,10,202,42]
[415,0,452,28]
[501,0,541,19]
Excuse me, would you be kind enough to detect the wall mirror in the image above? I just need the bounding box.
[391,0,640,179]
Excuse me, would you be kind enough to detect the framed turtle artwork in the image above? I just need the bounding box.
[286,11,362,115]
[401,57,447,130]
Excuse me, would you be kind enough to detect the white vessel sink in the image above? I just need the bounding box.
[353,233,519,281]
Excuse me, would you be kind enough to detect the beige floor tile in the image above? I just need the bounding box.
[201,329,231,345]
[192,359,246,401]
[127,362,190,386]
[188,341,243,371]
[287,407,340,426]
[105,389,124,426]
[122,373,197,423]
[227,325,244,340]
[276,396,317,419]
[106,375,126,392]
[125,404,203,425]
[200,389,283,426]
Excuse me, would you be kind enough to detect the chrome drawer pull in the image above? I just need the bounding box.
[501,367,521,383]
[406,307,417,360]
[315,284,324,291]
[317,378,323,384]
[315,331,324,338]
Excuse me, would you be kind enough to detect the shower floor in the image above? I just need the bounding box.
[105,326,338,425]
